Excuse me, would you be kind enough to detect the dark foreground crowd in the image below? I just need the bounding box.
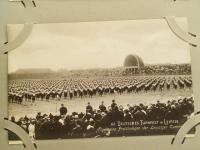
[9,96,194,140]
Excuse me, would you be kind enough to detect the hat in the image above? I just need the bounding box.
[87,112,91,116]
[74,115,79,119]
[89,118,94,122]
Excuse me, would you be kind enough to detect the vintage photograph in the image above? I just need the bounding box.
[8,19,193,141]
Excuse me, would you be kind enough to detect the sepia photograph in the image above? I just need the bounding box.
[7,19,194,141]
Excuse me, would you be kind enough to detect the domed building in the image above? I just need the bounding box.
[124,54,144,74]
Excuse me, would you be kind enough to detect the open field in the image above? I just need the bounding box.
[9,88,192,120]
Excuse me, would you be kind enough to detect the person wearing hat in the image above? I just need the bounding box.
[99,101,106,112]
[86,102,93,114]
[59,104,67,116]
[111,99,117,110]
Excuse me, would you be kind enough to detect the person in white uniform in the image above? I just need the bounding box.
[28,120,35,141]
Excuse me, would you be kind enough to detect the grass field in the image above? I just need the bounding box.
[8,88,192,120]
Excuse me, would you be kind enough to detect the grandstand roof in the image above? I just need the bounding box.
[124,54,144,68]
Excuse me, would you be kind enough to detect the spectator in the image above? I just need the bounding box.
[9,97,194,140]
[60,104,67,116]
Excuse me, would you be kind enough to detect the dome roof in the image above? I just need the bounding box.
[124,54,144,67]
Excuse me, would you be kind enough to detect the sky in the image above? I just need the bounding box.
[8,18,191,73]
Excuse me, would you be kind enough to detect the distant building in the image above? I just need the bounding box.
[124,54,144,74]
